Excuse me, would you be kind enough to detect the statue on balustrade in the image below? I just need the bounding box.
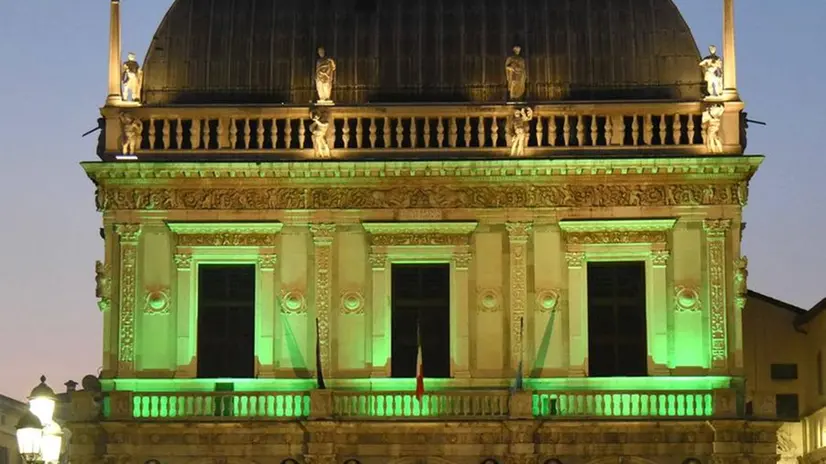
[119,112,143,156]
[95,260,111,312]
[121,52,143,103]
[509,107,533,156]
[315,47,337,104]
[699,45,723,98]
[310,113,331,158]
[505,45,527,101]
[702,104,725,153]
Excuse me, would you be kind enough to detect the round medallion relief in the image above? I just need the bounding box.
[675,286,701,312]
[340,291,365,315]
[144,289,170,315]
[535,289,561,313]
[477,289,501,312]
[281,290,306,315]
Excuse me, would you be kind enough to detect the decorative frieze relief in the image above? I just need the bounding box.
[143,286,171,316]
[280,290,307,315]
[95,260,112,312]
[675,285,702,313]
[95,183,748,212]
[559,219,677,246]
[363,222,478,247]
[704,219,732,367]
[477,288,502,313]
[115,224,141,365]
[168,222,283,247]
[340,290,365,315]
[535,289,562,313]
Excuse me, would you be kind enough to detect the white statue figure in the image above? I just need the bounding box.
[505,45,527,101]
[119,112,143,155]
[699,45,723,98]
[315,47,337,104]
[509,107,533,156]
[122,52,144,102]
[702,104,725,153]
[310,113,331,158]
[95,261,111,312]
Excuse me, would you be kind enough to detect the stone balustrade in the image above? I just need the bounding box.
[87,387,755,422]
[103,101,741,157]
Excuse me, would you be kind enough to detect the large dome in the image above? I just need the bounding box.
[141,0,704,105]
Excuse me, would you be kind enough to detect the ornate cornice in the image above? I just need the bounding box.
[168,222,283,247]
[704,219,732,237]
[83,157,762,181]
[115,224,142,242]
[364,222,478,247]
[560,219,676,245]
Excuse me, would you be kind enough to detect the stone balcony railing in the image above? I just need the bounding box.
[102,100,744,158]
[71,387,771,422]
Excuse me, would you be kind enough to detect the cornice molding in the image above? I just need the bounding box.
[364,222,478,247]
[558,219,678,233]
[83,157,763,182]
[167,222,284,235]
[169,222,283,247]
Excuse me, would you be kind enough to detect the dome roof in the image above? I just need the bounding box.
[141,0,703,105]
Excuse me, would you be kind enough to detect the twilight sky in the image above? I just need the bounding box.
[0,1,824,401]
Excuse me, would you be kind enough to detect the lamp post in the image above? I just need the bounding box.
[16,376,65,464]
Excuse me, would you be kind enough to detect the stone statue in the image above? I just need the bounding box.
[702,104,725,153]
[505,45,527,101]
[95,261,111,312]
[734,256,748,310]
[121,52,144,102]
[699,45,723,98]
[509,107,533,156]
[119,112,143,155]
[310,113,331,158]
[315,47,336,104]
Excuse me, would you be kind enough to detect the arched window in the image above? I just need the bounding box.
[544,459,563,464]
[280,459,299,464]
[682,459,702,464]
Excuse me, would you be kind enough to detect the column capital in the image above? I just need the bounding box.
[368,252,387,269]
[453,252,473,270]
[650,250,670,267]
[173,253,192,270]
[703,218,732,237]
[115,223,142,243]
[565,251,585,268]
[506,222,533,242]
[310,223,336,245]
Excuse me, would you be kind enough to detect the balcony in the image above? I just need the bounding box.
[102,100,744,159]
[86,383,753,422]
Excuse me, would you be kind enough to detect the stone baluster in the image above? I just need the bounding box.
[228,118,238,148]
[644,114,654,145]
[284,118,293,148]
[436,117,445,147]
[270,118,279,149]
[342,118,351,148]
[410,117,417,148]
[369,118,377,148]
[563,115,571,146]
[673,114,683,145]
[395,117,404,148]
[298,118,306,148]
[659,113,667,145]
[491,117,500,147]
[463,116,472,147]
[477,117,485,147]
[449,118,458,148]
[631,115,639,145]
[190,119,201,149]
[535,116,544,147]
[175,117,183,148]
[548,116,557,147]
[355,118,364,148]
[423,117,431,148]
[256,117,265,148]
[162,119,171,149]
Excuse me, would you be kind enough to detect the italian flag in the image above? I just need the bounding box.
[415,328,425,402]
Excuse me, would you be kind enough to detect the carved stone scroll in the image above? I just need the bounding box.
[704,219,731,369]
[506,222,532,372]
[115,224,141,370]
[311,224,336,376]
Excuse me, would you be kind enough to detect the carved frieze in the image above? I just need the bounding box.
[176,233,277,247]
[560,219,676,246]
[115,224,142,365]
[364,222,478,247]
[168,222,283,247]
[144,287,171,316]
[566,231,668,245]
[704,219,731,367]
[95,183,748,212]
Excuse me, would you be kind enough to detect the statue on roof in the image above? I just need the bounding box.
[702,104,725,153]
[121,52,143,103]
[119,112,143,156]
[315,47,337,104]
[509,107,533,156]
[310,113,331,158]
[505,45,527,101]
[699,45,723,98]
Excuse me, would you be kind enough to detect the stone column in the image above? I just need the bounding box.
[452,249,472,378]
[506,222,532,375]
[565,251,587,377]
[106,0,122,105]
[115,224,141,376]
[723,0,738,97]
[258,253,278,377]
[368,251,389,376]
[704,219,731,372]
[649,250,670,374]
[173,252,194,377]
[311,224,336,377]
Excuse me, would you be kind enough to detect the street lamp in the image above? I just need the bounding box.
[16,376,64,464]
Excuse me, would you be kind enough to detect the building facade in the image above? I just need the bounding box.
[67,0,787,463]
[0,395,26,464]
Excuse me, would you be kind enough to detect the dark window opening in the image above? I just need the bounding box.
[587,262,648,377]
[197,264,256,379]
[775,394,800,419]
[391,264,451,378]
[770,363,799,380]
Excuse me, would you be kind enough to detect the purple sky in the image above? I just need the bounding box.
[0,1,823,402]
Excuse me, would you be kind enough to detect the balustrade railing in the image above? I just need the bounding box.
[98,388,733,421]
[106,101,724,156]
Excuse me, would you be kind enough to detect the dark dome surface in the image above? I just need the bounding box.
[142,0,704,105]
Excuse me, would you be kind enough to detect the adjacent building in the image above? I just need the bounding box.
[0,395,25,464]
